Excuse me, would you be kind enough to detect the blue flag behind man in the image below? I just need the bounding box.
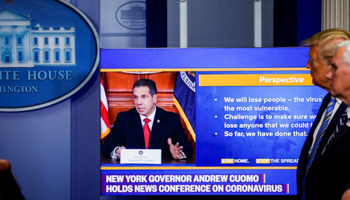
[173,71,196,141]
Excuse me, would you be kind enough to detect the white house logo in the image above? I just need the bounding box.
[0,9,76,68]
[0,0,99,111]
[115,1,146,30]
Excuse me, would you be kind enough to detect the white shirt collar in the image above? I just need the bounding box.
[335,97,342,104]
[140,106,156,123]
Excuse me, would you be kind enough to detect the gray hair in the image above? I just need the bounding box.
[338,40,350,66]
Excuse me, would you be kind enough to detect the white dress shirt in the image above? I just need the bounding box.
[140,108,156,132]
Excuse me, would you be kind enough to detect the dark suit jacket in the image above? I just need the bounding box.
[297,93,348,200]
[310,124,350,200]
[102,107,193,159]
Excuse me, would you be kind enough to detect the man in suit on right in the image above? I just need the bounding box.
[325,40,350,200]
[297,29,350,200]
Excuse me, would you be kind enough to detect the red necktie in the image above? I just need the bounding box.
[143,118,151,149]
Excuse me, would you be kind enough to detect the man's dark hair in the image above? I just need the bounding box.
[132,79,157,96]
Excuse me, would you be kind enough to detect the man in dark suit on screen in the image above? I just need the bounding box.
[297,29,350,200]
[102,78,193,160]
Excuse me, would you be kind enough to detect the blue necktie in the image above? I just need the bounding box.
[302,97,336,200]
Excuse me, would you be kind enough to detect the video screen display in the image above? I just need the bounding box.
[100,48,324,196]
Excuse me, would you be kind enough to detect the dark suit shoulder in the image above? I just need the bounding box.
[113,108,140,127]
[323,92,331,100]
[156,107,181,119]
[156,106,177,115]
[116,107,138,118]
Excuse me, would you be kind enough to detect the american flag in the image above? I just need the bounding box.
[100,77,110,139]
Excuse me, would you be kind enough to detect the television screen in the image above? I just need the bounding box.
[100,47,323,196]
